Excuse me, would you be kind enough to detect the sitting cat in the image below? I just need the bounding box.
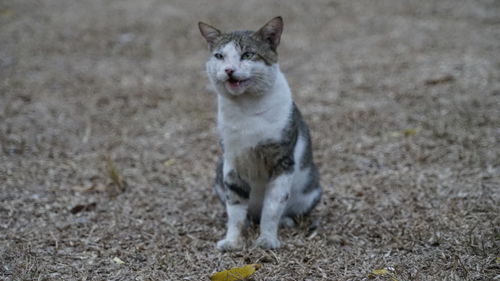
[199,17,322,251]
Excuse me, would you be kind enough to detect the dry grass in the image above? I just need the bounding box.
[1,0,499,280]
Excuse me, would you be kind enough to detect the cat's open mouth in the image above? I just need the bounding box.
[227,77,250,89]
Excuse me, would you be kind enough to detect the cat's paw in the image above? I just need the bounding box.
[216,238,244,252]
[254,236,281,249]
[280,217,295,228]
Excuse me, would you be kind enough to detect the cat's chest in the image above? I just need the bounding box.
[218,110,288,156]
[218,107,290,182]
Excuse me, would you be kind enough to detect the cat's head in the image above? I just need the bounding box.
[199,17,283,97]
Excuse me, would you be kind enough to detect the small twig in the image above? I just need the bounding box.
[456,255,469,278]
[269,249,280,263]
[49,231,58,250]
[82,119,91,143]
[105,155,124,194]
[425,75,455,85]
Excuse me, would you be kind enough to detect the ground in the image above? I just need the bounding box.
[0,0,499,280]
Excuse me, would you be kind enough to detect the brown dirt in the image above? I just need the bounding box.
[1,0,499,280]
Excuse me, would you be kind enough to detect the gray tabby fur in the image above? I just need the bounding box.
[200,17,322,250]
[214,103,321,221]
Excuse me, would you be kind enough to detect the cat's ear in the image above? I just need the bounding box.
[198,22,221,49]
[256,16,283,51]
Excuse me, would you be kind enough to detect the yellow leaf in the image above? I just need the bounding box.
[368,268,399,281]
[387,129,418,138]
[113,257,125,264]
[0,9,14,19]
[369,268,389,276]
[403,129,417,137]
[163,158,176,167]
[105,156,124,191]
[496,257,500,264]
[210,264,261,281]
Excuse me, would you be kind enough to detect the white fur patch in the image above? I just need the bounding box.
[217,69,292,163]
[217,202,246,251]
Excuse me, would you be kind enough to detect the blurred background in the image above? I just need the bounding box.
[1,0,499,280]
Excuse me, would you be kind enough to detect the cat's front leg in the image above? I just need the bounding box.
[254,173,293,249]
[217,169,250,252]
[217,202,247,251]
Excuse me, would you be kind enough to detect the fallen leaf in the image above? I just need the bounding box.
[70,205,85,214]
[369,268,389,276]
[163,158,176,167]
[368,268,398,281]
[105,156,124,192]
[113,257,125,264]
[403,128,417,137]
[210,264,261,281]
[70,202,97,214]
[0,9,14,19]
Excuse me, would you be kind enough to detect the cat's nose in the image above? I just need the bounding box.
[225,68,234,76]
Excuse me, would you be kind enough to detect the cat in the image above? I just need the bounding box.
[199,16,322,251]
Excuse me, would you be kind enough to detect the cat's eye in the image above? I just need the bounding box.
[214,53,224,60]
[241,52,255,60]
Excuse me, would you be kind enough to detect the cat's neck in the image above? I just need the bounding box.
[217,66,292,119]
[216,65,294,153]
